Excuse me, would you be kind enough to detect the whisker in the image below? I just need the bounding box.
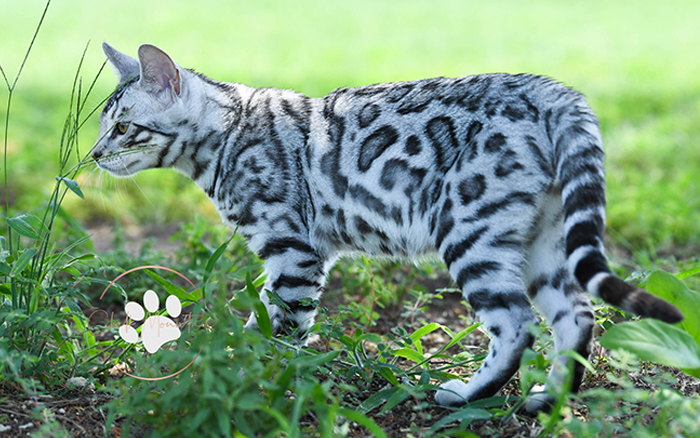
[128,174,155,208]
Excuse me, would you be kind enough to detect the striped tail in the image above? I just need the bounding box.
[554,96,683,324]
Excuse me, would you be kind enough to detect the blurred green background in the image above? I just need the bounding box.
[1,0,699,254]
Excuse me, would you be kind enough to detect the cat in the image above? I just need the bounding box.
[92,43,682,412]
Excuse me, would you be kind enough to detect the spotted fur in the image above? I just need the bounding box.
[93,43,683,411]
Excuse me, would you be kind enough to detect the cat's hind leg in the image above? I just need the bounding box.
[434,222,538,406]
[523,193,595,413]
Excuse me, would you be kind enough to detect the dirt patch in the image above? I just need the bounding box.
[0,391,147,438]
[86,222,182,255]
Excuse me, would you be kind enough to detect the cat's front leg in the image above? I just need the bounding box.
[245,237,328,342]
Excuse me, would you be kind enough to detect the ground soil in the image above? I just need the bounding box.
[1,224,698,437]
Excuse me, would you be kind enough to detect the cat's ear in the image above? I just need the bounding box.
[137,44,181,97]
[102,42,140,84]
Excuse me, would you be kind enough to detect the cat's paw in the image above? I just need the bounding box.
[118,290,182,354]
[524,385,555,414]
[434,379,469,407]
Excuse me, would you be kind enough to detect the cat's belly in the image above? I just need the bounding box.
[311,210,434,258]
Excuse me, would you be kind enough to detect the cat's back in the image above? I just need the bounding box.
[310,73,581,181]
[320,73,578,126]
[305,73,582,256]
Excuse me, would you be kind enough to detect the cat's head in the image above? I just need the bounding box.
[92,43,189,176]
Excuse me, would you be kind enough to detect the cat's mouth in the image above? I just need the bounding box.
[93,146,163,177]
[95,156,143,177]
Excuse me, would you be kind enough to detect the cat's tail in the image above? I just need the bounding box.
[553,94,683,324]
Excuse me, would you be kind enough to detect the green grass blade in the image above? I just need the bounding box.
[143,269,201,303]
[443,324,480,350]
[357,386,400,414]
[202,234,235,291]
[247,272,272,338]
[428,408,491,435]
[337,407,388,438]
[381,387,412,412]
[677,266,700,280]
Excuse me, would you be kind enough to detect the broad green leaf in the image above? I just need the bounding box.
[7,216,42,240]
[266,290,288,310]
[419,369,431,385]
[0,262,10,276]
[10,248,38,276]
[58,266,81,277]
[599,318,700,371]
[56,176,85,199]
[410,322,442,355]
[646,270,700,345]
[357,333,382,344]
[392,347,427,364]
[63,297,83,316]
[22,213,51,235]
[410,322,442,341]
[560,349,596,374]
[71,312,98,356]
[377,365,400,386]
[29,285,40,314]
[681,366,700,379]
[339,334,355,349]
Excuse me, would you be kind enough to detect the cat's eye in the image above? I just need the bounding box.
[116,122,129,135]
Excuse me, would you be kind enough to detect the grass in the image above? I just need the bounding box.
[1,0,700,250]
[2,1,700,437]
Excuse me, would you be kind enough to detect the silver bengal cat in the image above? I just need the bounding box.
[92,43,682,412]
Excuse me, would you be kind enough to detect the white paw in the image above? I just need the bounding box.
[119,290,182,354]
[434,379,469,407]
[524,385,554,414]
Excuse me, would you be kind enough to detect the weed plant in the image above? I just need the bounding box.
[0,0,107,395]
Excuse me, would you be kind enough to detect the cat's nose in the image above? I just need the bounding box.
[92,149,103,160]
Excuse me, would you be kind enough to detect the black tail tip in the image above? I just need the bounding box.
[625,290,684,324]
[598,276,684,324]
